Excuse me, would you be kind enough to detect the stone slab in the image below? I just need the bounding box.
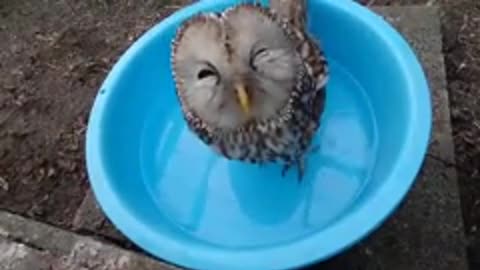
[0,211,180,270]
[72,5,468,270]
[0,237,55,270]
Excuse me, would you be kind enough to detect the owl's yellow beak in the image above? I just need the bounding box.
[235,84,250,115]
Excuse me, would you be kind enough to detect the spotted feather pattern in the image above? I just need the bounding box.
[171,3,328,178]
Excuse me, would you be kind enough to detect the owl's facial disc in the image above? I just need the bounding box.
[172,5,300,130]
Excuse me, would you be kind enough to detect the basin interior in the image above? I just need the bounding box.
[99,1,413,250]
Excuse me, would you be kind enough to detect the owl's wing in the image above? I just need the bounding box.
[303,36,328,91]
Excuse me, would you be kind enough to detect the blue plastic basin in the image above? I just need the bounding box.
[86,0,432,269]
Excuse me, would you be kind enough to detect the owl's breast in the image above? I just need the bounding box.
[208,100,320,165]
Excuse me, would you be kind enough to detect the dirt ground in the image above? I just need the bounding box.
[440,0,480,267]
[0,0,479,267]
[0,0,190,226]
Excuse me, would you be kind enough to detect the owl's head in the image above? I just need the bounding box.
[171,4,302,130]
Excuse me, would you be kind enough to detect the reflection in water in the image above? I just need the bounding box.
[140,61,377,248]
[228,161,304,225]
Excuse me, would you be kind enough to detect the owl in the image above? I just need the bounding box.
[171,1,328,180]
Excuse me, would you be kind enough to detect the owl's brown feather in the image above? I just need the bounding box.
[269,0,307,31]
[171,3,328,180]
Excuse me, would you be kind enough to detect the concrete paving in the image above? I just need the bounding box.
[0,5,469,270]
[0,211,178,270]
